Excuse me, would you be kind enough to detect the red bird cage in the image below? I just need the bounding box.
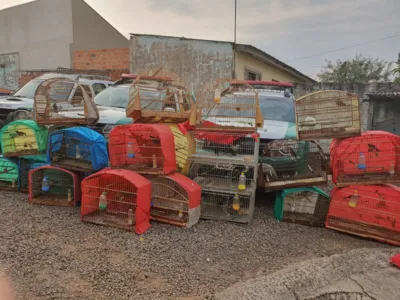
[331,131,400,187]
[148,173,201,228]
[109,124,176,175]
[326,185,400,246]
[81,168,152,234]
[28,165,80,206]
[34,78,99,125]
[126,68,196,125]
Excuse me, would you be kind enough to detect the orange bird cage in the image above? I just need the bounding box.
[109,124,176,175]
[81,168,152,234]
[126,68,196,125]
[326,184,400,246]
[197,79,263,132]
[330,131,400,187]
[34,77,99,125]
[295,90,361,140]
[28,165,80,207]
[148,172,201,228]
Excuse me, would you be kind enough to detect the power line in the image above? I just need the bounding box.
[285,34,400,63]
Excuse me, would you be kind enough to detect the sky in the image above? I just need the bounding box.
[1,0,399,79]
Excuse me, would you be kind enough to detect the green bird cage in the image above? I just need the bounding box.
[274,187,330,227]
[0,120,48,157]
[0,157,19,191]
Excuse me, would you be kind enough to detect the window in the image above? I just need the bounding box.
[244,68,261,81]
[92,83,106,95]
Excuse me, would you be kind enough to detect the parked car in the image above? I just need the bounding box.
[0,88,13,99]
[0,73,113,127]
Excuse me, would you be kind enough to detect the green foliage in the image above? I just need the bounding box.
[393,53,400,83]
[317,54,393,84]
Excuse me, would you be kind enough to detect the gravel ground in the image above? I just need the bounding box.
[0,190,392,300]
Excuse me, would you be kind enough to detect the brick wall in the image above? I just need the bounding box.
[73,48,130,72]
[18,71,45,88]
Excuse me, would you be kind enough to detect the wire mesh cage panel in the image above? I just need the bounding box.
[295,90,361,140]
[34,78,99,125]
[190,129,260,162]
[18,155,49,193]
[0,120,48,157]
[198,79,263,131]
[326,185,400,246]
[109,124,176,175]
[28,166,80,206]
[200,189,255,223]
[260,139,328,190]
[148,173,201,228]
[126,68,196,124]
[81,169,152,234]
[331,131,400,187]
[48,127,108,172]
[0,157,19,191]
[274,187,330,227]
[169,124,196,175]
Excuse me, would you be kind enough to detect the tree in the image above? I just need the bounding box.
[393,53,400,83]
[317,54,393,84]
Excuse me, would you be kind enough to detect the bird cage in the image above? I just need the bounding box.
[200,189,255,224]
[28,165,80,206]
[197,79,263,131]
[260,139,328,191]
[148,173,201,228]
[295,90,361,140]
[331,131,400,187]
[126,67,196,124]
[48,127,108,172]
[0,120,48,157]
[81,168,152,234]
[34,77,99,125]
[18,154,49,193]
[0,157,19,191]
[109,124,176,175]
[326,185,400,246]
[274,187,330,227]
[169,124,196,175]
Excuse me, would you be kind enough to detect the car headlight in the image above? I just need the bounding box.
[13,110,32,121]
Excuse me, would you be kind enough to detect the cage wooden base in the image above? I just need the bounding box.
[134,111,192,124]
[3,150,39,158]
[150,208,188,227]
[30,195,75,207]
[265,174,327,191]
[51,154,93,172]
[335,173,400,187]
[82,211,136,232]
[326,216,400,246]
[117,165,168,175]
[0,184,18,192]
[298,129,360,141]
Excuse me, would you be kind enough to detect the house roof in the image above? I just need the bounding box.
[130,33,316,83]
[366,92,400,101]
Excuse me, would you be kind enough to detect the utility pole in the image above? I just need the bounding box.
[232,0,237,79]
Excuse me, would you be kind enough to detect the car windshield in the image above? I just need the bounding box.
[94,85,130,108]
[12,80,43,99]
[259,94,295,123]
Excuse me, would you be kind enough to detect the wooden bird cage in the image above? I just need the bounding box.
[28,165,80,206]
[81,169,152,234]
[109,124,176,175]
[126,68,196,124]
[197,79,263,131]
[48,127,109,173]
[295,90,361,140]
[274,187,330,227]
[0,157,19,191]
[34,77,99,125]
[326,185,400,246]
[260,139,328,191]
[331,131,400,187]
[148,173,201,228]
[18,154,49,193]
[0,120,48,157]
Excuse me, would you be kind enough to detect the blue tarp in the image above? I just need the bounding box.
[48,127,108,171]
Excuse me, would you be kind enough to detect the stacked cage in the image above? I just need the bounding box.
[190,80,262,223]
[326,131,400,244]
[0,156,19,191]
[18,155,49,193]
